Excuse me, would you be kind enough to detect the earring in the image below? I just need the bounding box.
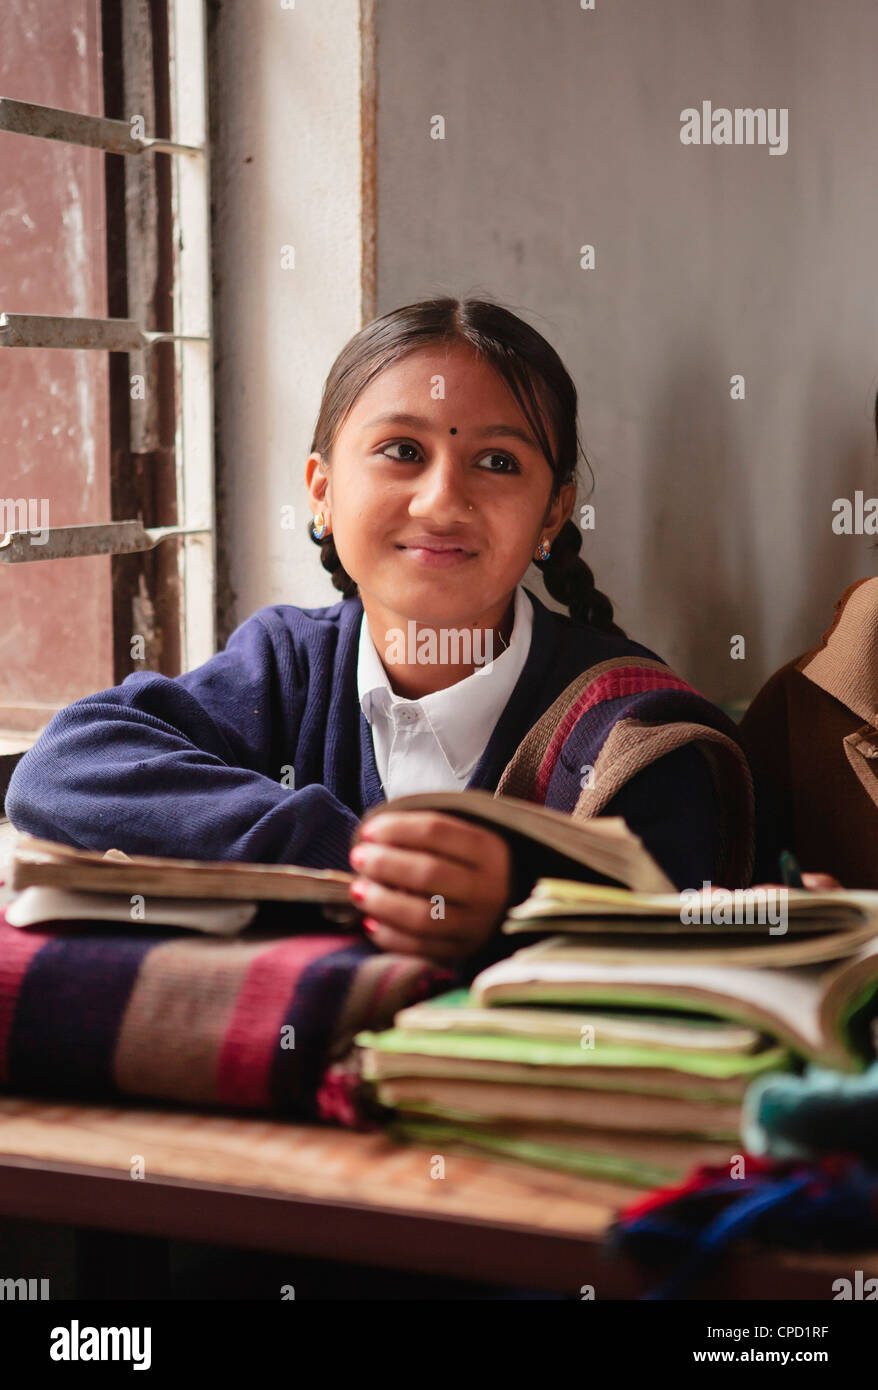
[313,511,328,540]
[536,537,551,560]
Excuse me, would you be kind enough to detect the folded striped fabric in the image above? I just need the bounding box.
[0,909,453,1124]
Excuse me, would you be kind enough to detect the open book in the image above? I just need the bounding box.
[4,833,358,936]
[505,878,878,929]
[7,833,355,903]
[470,936,878,1073]
[5,791,673,934]
[360,789,675,893]
[500,880,878,967]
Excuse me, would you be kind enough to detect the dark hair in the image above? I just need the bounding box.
[307,296,625,637]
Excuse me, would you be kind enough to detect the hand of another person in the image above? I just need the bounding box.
[748,872,843,891]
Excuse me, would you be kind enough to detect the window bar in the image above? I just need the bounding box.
[0,96,201,158]
[0,522,209,565]
[0,313,208,351]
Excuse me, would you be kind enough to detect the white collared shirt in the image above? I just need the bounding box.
[357,584,534,799]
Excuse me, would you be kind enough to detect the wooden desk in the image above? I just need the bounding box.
[1,1096,876,1297]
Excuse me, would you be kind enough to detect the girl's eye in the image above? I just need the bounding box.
[378,441,520,473]
[478,451,520,474]
[380,441,421,462]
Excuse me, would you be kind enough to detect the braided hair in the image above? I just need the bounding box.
[307,296,626,637]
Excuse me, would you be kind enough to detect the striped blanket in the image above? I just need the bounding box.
[0,903,453,1124]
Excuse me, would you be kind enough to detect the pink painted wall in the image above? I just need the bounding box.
[0,0,112,735]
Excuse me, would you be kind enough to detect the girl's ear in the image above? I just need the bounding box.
[543,480,577,538]
[305,450,329,508]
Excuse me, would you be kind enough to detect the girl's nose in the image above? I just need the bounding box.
[408,456,472,517]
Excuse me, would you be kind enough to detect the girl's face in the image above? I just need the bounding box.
[306,342,575,631]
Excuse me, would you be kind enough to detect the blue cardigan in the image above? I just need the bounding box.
[4,587,726,893]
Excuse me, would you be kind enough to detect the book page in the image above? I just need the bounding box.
[471,951,827,1058]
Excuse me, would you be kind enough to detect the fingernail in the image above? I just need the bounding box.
[362,917,379,934]
[349,846,367,867]
[360,824,376,840]
[350,881,367,903]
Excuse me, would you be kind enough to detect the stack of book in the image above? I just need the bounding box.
[2,832,357,932]
[1,785,687,932]
[356,848,878,1190]
[2,785,689,933]
[10,792,878,1192]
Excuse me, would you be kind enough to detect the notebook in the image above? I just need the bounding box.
[387,1115,736,1188]
[393,988,763,1054]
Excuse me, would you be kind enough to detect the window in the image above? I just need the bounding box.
[0,0,215,801]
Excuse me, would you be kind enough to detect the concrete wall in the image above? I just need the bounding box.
[212,0,878,705]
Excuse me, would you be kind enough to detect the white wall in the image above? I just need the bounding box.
[375,0,878,705]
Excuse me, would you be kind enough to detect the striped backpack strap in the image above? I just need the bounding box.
[495,656,755,887]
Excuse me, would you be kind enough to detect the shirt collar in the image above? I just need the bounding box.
[797,577,878,727]
[357,585,534,777]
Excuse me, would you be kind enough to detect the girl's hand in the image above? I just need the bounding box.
[347,811,514,963]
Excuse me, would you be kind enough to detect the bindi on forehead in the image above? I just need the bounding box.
[449,427,457,434]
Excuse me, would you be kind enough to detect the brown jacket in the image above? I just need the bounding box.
[739,577,878,887]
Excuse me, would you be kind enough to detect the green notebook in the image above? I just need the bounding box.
[388,1115,732,1188]
[370,1086,743,1140]
[356,1024,791,1100]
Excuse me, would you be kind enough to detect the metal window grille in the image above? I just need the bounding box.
[0,0,216,674]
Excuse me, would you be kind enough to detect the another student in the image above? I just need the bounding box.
[5,297,755,963]
[739,393,878,890]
